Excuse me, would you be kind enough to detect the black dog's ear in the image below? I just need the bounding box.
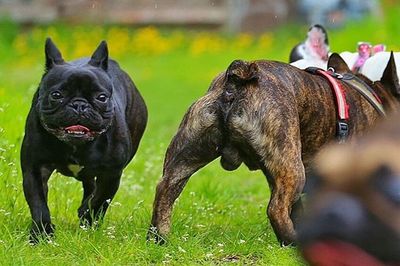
[327,53,350,73]
[380,51,400,96]
[88,41,108,71]
[45,37,64,71]
[227,60,258,83]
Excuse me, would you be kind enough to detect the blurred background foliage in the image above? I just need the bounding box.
[0,0,398,68]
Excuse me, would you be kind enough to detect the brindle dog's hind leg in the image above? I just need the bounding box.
[148,94,222,243]
[265,135,305,246]
[248,109,306,246]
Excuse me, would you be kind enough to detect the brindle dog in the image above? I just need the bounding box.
[149,53,400,246]
[299,115,400,265]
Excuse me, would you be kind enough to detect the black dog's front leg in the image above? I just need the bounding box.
[22,167,54,243]
[78,170,121,226]
[80,177,95,205]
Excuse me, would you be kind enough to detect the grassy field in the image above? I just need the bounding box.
[0,3,399,265]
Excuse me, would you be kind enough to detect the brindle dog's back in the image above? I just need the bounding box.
[221,60,390,171]
[216,58,396,173]
[149,53,400,246]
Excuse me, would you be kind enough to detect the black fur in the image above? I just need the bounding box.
[21,38,147,243]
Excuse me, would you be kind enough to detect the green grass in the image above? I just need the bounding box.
[0,4,400,264]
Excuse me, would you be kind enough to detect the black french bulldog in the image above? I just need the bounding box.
[21,38,147,242]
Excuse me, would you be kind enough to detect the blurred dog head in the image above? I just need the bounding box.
[289,24,330,64]
[299,116,400,265]
[37,38,115,144]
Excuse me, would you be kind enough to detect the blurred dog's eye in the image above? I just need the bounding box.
[372,165,400,205]
[50,91,63,100]
[97,94,108,102]
[379,175,400,205]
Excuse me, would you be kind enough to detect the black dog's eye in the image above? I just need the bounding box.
[50,91,63,100]
[96,94,108,103]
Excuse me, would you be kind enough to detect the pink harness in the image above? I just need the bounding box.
[306,67,349,142]
[316,69,349,121]
[305,67,386,143]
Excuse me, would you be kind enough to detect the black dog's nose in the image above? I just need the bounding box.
[71,99,89,113]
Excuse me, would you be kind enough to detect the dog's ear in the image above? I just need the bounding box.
[88,41,108,71]
[227,60,258,83]
[327,53,350,73]
[45,37,64,71]
[380,51,400,96]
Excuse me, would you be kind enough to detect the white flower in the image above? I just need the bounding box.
[111,201,122,206]
[80,225,88,231]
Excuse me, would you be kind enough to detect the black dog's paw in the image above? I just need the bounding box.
[146,226,167,245]
[78,206,104,230]
[78,206,93,226]
[29,223,55,245]
[78,208,99,230]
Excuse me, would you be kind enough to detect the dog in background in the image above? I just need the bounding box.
[289,24,330,66]
[299,115,400,265]
[362,51,400,83]
[289,25,397,86]
[21,38,147,242]
[149,53,400,246]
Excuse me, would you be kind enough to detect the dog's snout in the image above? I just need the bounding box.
[298,194,366,244]
[310,194,365,233]
[71,99,89,113]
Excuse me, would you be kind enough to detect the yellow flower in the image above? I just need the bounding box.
[190,32,226,56]
[257,32,274,51]
[31,28,45,43]
[233,33,253,50]
[12,34,28,55]
[107,27,130,58]
[129,26,180,56]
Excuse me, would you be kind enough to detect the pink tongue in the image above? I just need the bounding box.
[303,240,385,266]
[64,125,90,132]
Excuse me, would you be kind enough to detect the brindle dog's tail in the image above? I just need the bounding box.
[226,60,258,85]
[222,59,259,106]
[219,60,259,171]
